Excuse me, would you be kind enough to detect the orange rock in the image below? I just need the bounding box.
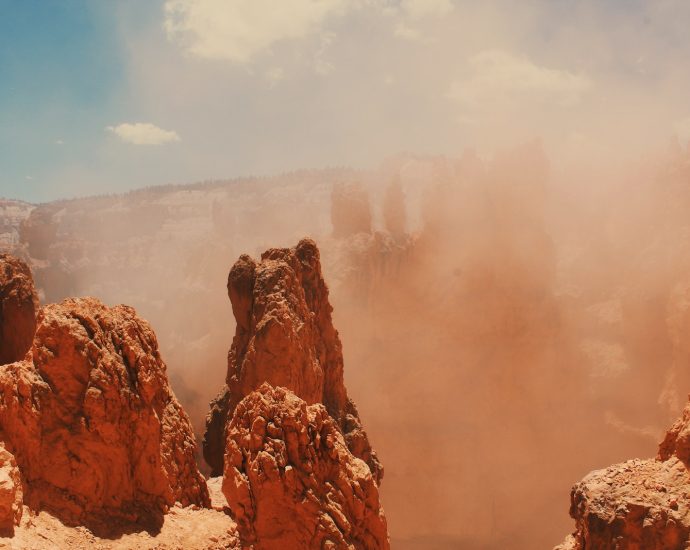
[204,239,383,485]
[222,384,389,549]
[658,400,690,464]
[0,297,209,526]
[0,253,38,365]
[0,442,22,533]
[557,399,690,549]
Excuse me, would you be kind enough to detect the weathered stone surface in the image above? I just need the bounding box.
[0,297,209,525]
[204,239,382,485]
[557,398,690,549]
[0,443,22,533]
[0,253,38,365]
[558,457,690,550]
[659,399,690,465]
[222,384,389,550]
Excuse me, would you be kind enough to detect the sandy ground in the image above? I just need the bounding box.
[0,478,241,550]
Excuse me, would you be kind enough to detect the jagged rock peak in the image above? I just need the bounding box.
[0,253,38,365]
[204,238,383,485]
[557,398,690,549]
[0,296,209,527]
[223,384,389,550]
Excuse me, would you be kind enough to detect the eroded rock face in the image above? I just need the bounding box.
[222,384,389,550]
[0,297,209,525]
[204,239,383,484]
[0,443,22,532]
[0,254,38,365]
[557,400,690,549]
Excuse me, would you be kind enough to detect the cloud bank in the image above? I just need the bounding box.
[163,0,348,63]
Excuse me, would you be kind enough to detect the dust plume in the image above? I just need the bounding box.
[5,1,690,548]
[7,138,690,548]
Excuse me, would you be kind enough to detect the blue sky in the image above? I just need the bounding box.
[0,1,128,200]
[1,0,690,202]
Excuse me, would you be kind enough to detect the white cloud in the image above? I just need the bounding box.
[400,0,453,19]
[164,0,348,63]
[106,123,181,145]
[448,50,592,110]
[393,0,453,41]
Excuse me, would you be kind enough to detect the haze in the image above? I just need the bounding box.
[3,1,690,549]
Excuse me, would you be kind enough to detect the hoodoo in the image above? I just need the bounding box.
[223,384,388,549]
[205,239,389,548]
[204,238,383,483]
[0,278,209,527]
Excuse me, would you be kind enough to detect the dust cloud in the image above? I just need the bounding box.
[8,140,690,548]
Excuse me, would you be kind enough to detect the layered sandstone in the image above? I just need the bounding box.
[203,239,383,484]
[0,296,209,526]
[222,384,389,549]
[557,399,690,549]
[0,254,38,364]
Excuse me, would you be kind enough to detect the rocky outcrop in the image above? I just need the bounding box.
[0,254,39,365]
[0,297,209,526]
[557,399,690,549]
[0,443,22,533]
[203,239,383,484]
[222,384,389,549]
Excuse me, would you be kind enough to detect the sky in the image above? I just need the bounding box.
[2,0,690,202]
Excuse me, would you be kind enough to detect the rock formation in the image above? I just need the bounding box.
[557,398,690,549]
[203,238,383,485]
[382,178,407,241]
[18,205,58,261]
[0,295,209,526]
[222,384,389,549]
[0,443,22,533]
[0,200,33,253]
[331,183,372,238]
[0,254,38,365]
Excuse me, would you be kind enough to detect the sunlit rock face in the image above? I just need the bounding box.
[557,398,690,549]
[0,443,22,533]
[0,296,209,526]
[222,384,389,550]
[203,239,383,484]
